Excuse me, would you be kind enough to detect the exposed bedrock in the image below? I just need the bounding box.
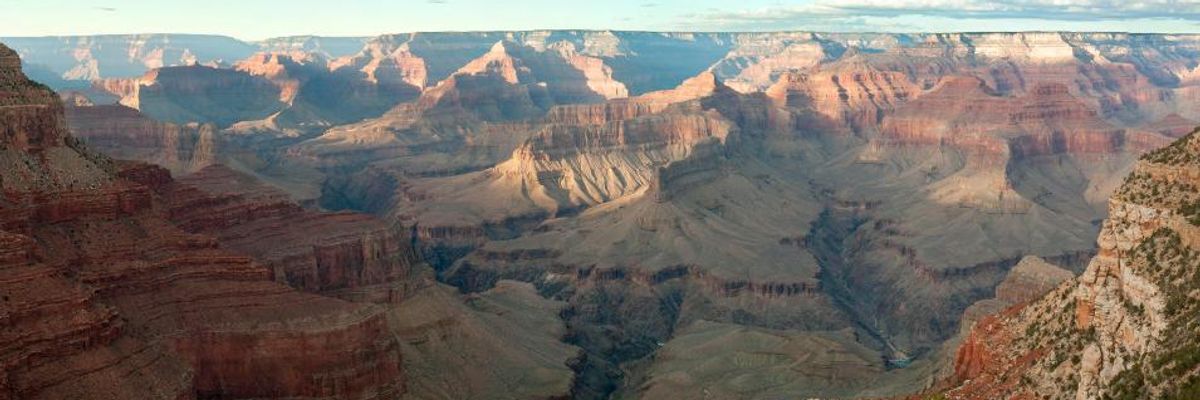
[173,310,404,399]
[937,132,1200,399]
[17,30,1200,399]
[160,164,423,302]
[3,166,409,400]
[234,51,422,128]
[99,65,285,127]
[765,67,919,135]
[65,103,217,176]
[1,167,409,400]
[0,44,406,399]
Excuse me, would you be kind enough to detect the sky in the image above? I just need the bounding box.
[3,0,1200,40]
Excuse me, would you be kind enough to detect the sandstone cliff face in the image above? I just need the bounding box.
[0,44,407,399]
[713,35,832,93]
[880,78,1141,158]
[942,131,1200,399]
[766,65,919,135]
[234,51,422,130]
[451,40,618,104]
[163,165,421,302]
[98,65,284,127]
[331,41,428,89]
[0,44,113,193]
[65,103,216,176]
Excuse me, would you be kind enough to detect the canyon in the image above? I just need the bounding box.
[0,42,579,400]
[3,30,1200,399]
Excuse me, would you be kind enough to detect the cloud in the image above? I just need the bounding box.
[427,0,448,4]
[681,0,1200,31]
[827,0,1200,21]
[94,6,116,12]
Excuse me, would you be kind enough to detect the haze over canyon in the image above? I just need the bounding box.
[1,28,1199,399]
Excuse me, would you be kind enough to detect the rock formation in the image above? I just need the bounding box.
[939,131,1200,399]
[0,43,408,399]
[9,30,1200,399]
[162,164,421,302]
[233,51,422,131]
[96,65,284,127]
[64,102,216,176]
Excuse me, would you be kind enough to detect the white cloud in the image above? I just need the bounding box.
[680,0,1200,31]
[828,0,1200,20]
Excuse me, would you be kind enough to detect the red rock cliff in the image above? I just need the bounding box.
[0,43,407,399]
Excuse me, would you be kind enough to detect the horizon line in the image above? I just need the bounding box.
[3,29,1200,43]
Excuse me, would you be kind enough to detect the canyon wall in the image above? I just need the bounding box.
[8,30,1200,399]
[941,131,1200,399]
[0,43,410,399]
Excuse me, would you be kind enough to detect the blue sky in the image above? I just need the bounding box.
[3,0,1200,40]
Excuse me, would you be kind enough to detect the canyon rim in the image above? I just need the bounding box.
[3,1,1200,399]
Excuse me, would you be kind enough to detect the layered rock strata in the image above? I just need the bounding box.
[940,131,1200,399]
[0,43,407,399]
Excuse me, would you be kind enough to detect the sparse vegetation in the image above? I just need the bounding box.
[1143,131,1199,166]
[1105,363,1146,400]
[1097,227,1200,398]
[1180,199,1200,226]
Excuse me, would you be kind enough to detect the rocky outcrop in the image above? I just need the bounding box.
[947,255,1074,384]
[638,71,731,105]
[766,65,919,135]
[331,41,428,88]
[649,139,727,202]
[1,44,69,151]
[879,77,1139,158]
[162,165,421,302]
[233,52,318,103]
[233,51,421,130]
[452,40,620,104]
[0,231,123,398]
[96,65,284,127]
[173,308,403,399]
[941,131,1200,399]
[713,34,834,92]
[993,256,1075,306]
[65,103,216,176]
[0,44,407,399]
